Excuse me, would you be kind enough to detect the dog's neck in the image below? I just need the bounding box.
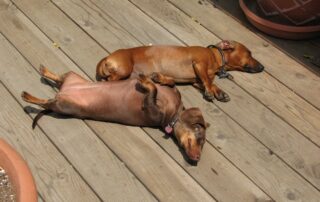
[210,48,227,70]
[209,47,233,79]
[163,103,184,135]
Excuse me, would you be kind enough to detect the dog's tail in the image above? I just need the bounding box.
[32,109,52,129]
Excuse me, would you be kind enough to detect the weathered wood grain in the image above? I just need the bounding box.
[142,128,274,202]
[53,0,179,46]
[3,0,216,201]
[0,69,99,201]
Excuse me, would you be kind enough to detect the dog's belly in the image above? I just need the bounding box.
[54,80,153,126]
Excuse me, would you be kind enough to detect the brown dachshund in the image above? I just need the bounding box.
[22,66,209,162]
[96,40,264,102]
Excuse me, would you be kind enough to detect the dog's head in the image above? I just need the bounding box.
[174,108,209,163]
[215,40,264,73]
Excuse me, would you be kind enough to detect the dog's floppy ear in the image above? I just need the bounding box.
[216,40,236,50]
[180,107,207,128]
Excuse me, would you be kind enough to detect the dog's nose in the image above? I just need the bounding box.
[257,63,264,72]
[193,154,200,161]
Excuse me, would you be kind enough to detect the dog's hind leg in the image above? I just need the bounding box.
[21,91,57,129]
[21,91,56,109]
[39,64,63,86]
[137,74,164,123]
[40,65,89,89]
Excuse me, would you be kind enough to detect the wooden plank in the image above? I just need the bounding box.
[168,0,320,110]
[53,0,179,46]
[0,5,156,202]
[126,0,320,190]
[30,0,320,201]
[146,129,273,202]
[6,1,216,201]
[38,195,44,202]
[0,71,99,201]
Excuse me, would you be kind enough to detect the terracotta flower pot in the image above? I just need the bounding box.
[257,0,320,26]
[0,138,37,202]
[239,0,320,39]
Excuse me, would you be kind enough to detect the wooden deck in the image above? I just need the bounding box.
[0,0,319,201]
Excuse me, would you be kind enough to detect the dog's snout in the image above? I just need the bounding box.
[243,62,264,73]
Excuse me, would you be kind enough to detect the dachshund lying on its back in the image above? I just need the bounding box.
[22,66,209,163]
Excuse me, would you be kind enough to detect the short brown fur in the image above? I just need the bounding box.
[96,40,264,102]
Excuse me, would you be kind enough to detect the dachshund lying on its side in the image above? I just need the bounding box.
[22,66,209,163]
[96,40,264,102]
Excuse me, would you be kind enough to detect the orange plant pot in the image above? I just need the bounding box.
[240,0,320,39]
[0,138,37,202]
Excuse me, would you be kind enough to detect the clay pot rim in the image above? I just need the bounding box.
[0,138,37,202]
[239,0,320,33]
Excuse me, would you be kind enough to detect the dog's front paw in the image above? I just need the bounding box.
[138,73,147,82]
[150,72,161,83]
[204,91,215,101]
[215,90,230,102]
[136,79,148,93]
[151,72,175,87]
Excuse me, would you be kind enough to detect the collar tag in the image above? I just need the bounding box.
[165,125,173,134]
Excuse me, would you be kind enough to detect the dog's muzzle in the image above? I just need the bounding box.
[243,63,264,73]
